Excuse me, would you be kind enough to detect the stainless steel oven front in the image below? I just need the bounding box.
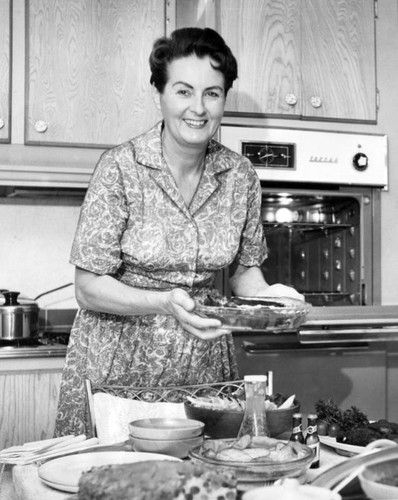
[219,125,388,306]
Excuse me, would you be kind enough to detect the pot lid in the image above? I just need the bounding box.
[0,291,39,312]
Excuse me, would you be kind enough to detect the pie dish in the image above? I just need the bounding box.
[195,296,311,332]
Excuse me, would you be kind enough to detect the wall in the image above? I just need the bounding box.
[0,198,81,309]
[1,0,398,307]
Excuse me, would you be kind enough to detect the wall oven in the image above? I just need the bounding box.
[220,125,388,307]
[219,125,396,418]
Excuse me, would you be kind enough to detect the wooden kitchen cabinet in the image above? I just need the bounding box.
[176,0,377,122]
[26,0,164,148]
[0,0,11,143]
[0,359,63,449]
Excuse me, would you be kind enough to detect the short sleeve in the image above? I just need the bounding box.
[235,166,268,267]
[70,150,129,275]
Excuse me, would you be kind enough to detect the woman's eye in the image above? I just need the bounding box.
[177,89,190,96]
[206,91,221,98]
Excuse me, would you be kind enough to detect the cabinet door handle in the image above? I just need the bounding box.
[0,118,5,129]
[310,96,323,108]
[285,93,298,106]
[34,120,48,133]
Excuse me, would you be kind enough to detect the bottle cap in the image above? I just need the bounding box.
[293,413,302,418]
[244,375,267,382]
[307,413,318,419]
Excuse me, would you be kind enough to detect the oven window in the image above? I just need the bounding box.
[260,195,361,306]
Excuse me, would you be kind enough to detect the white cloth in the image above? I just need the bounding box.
[93,393,186,445]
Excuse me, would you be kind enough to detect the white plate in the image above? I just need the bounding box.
[38,451,181,493]
[319,435,365,456]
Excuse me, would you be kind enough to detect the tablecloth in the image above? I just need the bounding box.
[6,445,346,500]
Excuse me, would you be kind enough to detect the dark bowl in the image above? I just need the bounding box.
[184,400,300,439]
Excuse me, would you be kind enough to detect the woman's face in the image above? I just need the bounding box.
[156,55,226,150]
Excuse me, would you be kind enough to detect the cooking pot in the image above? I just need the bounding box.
[0,291,39,340]
[0,284,74,340]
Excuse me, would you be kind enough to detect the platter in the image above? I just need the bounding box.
[38,451,181,493]
[319,436,365,457]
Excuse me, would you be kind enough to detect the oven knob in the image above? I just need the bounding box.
[353,152,368,171]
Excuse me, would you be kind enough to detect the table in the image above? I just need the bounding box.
[3,445,347,500]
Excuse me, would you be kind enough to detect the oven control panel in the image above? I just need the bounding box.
[220,125,388,188]
[242,142,295,169]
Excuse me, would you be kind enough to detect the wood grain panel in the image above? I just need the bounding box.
[0,0,11,142]
[219,0,301,116]
[27,0,165,147]
[301,0,376,121]
[0,370,62,449]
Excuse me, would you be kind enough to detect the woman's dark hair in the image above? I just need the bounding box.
[149,27,238,94]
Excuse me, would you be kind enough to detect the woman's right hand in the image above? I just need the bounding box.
[164,288,231,340]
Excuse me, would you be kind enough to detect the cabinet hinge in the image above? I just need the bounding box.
[374,0,378,19]
[376,88,380,111]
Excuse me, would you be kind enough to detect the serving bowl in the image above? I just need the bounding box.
[358,457,398,499]
[184,399,300,439]
[129,434,204,459]
[128,418,204,440]
[195,296,311,332]
[189,440,314,490]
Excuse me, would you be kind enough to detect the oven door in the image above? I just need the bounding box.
[233,332,386,417]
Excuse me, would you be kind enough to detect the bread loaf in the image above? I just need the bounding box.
[78,459,237,500]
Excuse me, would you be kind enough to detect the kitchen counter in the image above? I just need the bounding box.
[0,344,67,360]
[300,305,398,344]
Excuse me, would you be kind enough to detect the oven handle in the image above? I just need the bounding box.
[241,340,370,354]
[299,326,398,344]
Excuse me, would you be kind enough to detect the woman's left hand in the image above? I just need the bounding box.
[262,283,305,301]
[164,288,231,340]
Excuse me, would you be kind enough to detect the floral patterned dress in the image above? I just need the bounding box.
[54,122,268,437]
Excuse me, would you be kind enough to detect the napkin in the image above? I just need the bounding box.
[0,434,100,465]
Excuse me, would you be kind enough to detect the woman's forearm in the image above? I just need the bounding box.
[74,267,170,316]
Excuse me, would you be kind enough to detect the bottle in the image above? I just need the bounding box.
[237,375,270,439]
[289,413,305,444]
[305,413,320,469]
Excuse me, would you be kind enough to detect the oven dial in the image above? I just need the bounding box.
[353,152,368,171]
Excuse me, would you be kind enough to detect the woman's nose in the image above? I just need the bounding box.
[190,95,205,114]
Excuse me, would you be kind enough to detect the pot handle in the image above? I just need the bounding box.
[2,291,20,306]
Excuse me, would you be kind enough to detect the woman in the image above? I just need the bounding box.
[54,27,303,437]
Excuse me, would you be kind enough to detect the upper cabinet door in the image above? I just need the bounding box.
[0,0,11,143]
[218,0,301,117]
[176,0,377,123]
[301,0,377,121]
[26,0,165,147]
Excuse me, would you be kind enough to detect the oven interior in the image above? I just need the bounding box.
[258,189,363,306]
